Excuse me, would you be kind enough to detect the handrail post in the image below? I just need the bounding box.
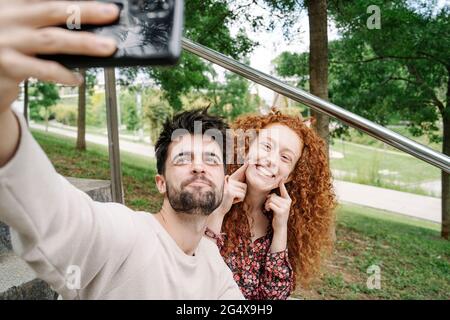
[104,68,124,204]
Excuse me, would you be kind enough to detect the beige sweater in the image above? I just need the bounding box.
[0,111,244,300]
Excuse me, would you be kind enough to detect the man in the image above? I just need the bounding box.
[0,0,243,299]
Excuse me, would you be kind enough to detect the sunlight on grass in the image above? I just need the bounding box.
[330,139,441,197]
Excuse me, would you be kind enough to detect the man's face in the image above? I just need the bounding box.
[156,133,225,216]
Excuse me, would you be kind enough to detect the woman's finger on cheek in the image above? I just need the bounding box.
[236,183,247,193]
[268,202,281,213]
[264,199,271,212]
[233,191,245,204]
[270,197,283,207]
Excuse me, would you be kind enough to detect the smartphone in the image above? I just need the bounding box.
[40,0,184,68]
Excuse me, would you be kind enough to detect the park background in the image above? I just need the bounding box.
[9,0,450,299]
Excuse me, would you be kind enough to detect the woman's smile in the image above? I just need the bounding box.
[254,164,276,179]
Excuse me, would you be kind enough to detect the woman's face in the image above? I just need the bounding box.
[245,123,303,192]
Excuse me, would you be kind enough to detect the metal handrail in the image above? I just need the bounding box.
[182,38,450,174]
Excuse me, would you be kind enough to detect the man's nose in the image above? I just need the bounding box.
[191,161,206,174]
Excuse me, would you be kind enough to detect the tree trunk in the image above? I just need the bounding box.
[77,69,87,151]
[307,0,335,242]
[23,80,29,127]
[307,0,330,155]
[441,77,450,240]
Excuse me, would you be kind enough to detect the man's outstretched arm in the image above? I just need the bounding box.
[0,110,20,167]
[0,0,119,164]
[0,1,140,299]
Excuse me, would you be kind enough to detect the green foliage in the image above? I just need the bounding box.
[273,1,449,144]
[86,92,106,127]
[142,89,173,144]
[207,72,259,121]
[29,82,60,121]
[119,0,257,111]
[327,0,449,142]
[119,90,140,132]
[272,51,309,89]
[85,69,98,97]
[52,104,77,126]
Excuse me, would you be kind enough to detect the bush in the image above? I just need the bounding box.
[120,90,140,132]
[52,104,77,126]
[87,92,106,127]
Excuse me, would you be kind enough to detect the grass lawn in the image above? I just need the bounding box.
[32,130,450,300]
[330,139,441,197]
[295,204,449,300]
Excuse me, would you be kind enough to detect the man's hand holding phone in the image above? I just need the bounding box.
[0,0,119,114]
[0,0,119,166]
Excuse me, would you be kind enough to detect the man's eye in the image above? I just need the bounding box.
[204,155,220,165]
[174,156,191,164]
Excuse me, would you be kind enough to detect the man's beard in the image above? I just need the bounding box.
[166,177,223,216]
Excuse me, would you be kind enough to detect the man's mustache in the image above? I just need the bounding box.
[181,175,214,188]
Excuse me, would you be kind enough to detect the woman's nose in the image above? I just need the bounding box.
[261,154,277,168]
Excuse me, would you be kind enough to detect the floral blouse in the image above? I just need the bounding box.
[207,221,294,300]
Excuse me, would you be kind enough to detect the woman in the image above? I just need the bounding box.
[205,109,336,300]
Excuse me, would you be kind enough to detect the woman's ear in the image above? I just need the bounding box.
[155,174,167,194]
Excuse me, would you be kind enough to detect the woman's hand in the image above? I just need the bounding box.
[215,162,248,217]
[206,162,248,237]
[265,179,292,231]
[265,179,291,252]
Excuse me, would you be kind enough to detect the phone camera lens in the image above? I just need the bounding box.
[141,0,173,18]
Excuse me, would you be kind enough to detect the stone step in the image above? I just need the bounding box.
[65,177,112,203]
[0,252,57,300]
[0,222,12,254]
[0,177,112,300]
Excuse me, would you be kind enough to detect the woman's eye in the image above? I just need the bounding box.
[261,142,271,151]
[281,155,291,163]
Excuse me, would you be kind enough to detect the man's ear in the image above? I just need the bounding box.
[155,174,167,194]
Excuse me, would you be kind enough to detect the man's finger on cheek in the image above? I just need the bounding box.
[0,49,82,85]
[2,1,119,29]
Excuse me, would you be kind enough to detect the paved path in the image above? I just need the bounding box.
[334,181,441,223]
[31,122,155,158]
[30,123,442,224]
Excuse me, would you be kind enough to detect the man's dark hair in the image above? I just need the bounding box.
[155,108,229,174]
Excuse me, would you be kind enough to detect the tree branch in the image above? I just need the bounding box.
[361,55,429,63]
[406,64,446,114]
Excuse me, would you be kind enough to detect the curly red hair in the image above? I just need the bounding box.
[221,111,337,288]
